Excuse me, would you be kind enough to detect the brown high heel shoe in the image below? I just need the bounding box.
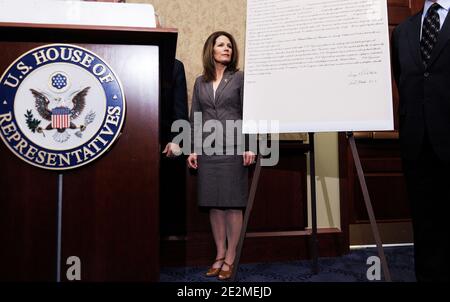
[205,257,225,277]
[218,261,234,280]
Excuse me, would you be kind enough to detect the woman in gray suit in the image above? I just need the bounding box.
[187,31,255,280]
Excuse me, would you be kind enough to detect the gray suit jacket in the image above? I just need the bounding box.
[190,70,248,155]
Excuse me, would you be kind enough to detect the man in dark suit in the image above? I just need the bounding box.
[162,59,189,157]
[392,0,450,282]
[160,59,189,236]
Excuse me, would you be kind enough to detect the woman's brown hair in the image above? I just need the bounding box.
[202,31,239,82]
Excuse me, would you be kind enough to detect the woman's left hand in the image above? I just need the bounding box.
[243,151,256,166]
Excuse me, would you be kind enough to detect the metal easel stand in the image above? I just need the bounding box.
[231,133,319,280]
[231,132,391,282]
[231,155,262,282]
[56,173,63,282]
[346,131,391,282]
[308,132,319,274]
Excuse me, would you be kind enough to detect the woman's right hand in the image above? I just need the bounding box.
[187,153,198,169]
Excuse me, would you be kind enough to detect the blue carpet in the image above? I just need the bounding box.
[160,246,416,282]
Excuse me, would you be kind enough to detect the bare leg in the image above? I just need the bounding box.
[210,209,227,268]
[222,209,243,271]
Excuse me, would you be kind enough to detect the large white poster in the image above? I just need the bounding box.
[243,0,393,133]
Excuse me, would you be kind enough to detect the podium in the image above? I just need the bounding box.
[0,23,177,281]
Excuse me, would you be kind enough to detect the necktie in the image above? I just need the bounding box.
[420,3,441,67]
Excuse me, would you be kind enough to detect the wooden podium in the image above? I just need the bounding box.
[0,23,177,281]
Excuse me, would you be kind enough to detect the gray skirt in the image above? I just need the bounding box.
[197,154,248,208]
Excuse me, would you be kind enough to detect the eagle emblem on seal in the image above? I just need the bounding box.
[24,72,97,143]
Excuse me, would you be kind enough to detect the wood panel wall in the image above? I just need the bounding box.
[160,142,345,266]
[339,0,422,243]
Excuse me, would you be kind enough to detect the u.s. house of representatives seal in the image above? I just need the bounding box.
[0,44,126,170]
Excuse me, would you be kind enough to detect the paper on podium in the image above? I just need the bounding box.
[0,0,156,28]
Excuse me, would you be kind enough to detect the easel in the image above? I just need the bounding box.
[56,174,63,282]
[231,132,391,282]
[346,132,391,282]
[231,133,318,281]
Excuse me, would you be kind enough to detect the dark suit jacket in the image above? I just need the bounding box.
[190,70,249,154]
[162,59,188,143]
[392,11,450,160]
